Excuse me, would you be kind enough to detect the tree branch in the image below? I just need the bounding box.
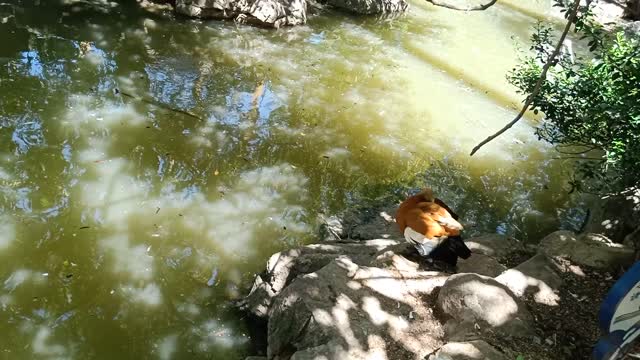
[425,0,497,11]
[469,0,581,156]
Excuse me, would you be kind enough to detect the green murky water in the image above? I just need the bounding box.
[0,0,585,359]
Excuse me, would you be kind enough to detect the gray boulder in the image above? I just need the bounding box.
[323,0,407,14]
[175,0,307,28]
[174,0,408,27]
[436,273,534,341]
[496,253,563,306]
[268,257,448,359]
[539,230,634,269]
[464,234,525,259]
[318,215,347,242]
[428,340,508,360]
[584,191,640,244]
[456,254,507,277]
[237,239,399,317]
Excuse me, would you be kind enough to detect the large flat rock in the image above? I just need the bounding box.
[268,257,448,359]
[436,273,534,341]
[238,239,399,318]
[538,230,634,269]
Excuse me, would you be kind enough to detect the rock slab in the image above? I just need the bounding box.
[538,230,634,269]
[464,234,525,260]
[496,253,563,306]
[428,340,508,360]
[268,257,448,359]
[238,239,399,318]
[436,273,534,340]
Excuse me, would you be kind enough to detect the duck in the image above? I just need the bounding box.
[396,188,471,266]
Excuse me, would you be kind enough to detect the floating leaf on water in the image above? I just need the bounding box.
[207,268,218,287]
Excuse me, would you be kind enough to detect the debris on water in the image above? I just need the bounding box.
[155,207,160,214]
[79,226,90,230]
[110,289,115,294]
[53,310,76,328]
[65,274,73,279]
[214,170,219,176]
[207,268,219,287]
[42,273,49,277]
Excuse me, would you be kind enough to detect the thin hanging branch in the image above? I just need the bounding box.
[425,0,497,11]
[469,0,581,156]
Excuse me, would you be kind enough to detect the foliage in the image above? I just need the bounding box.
[508,1,640,194]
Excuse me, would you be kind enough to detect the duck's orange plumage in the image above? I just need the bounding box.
[396,188,463,256]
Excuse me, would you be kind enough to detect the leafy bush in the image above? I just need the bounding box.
[508,4,640,194]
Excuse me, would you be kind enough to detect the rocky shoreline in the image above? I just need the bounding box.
[143,0,408,28]
[236,192,640,360]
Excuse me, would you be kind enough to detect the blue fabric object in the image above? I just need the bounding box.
[593,261,640,359]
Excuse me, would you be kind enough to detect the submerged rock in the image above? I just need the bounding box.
[436,273,534,341]
[428,340,508,360]
[268,257,448,359]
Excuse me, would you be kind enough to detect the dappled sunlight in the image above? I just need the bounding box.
[0,214,16,251]
[498,268,560,306]
[99,234,154,280]
[32,326,72,359]
[63,95,147,133]
[4,269,47,292]
[192,318,250,351]
[0,0,591,358]
[121,283,163,307]
[460,280,519,327]
[155,334,179,360]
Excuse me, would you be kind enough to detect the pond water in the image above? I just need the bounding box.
[0,0,586,358]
